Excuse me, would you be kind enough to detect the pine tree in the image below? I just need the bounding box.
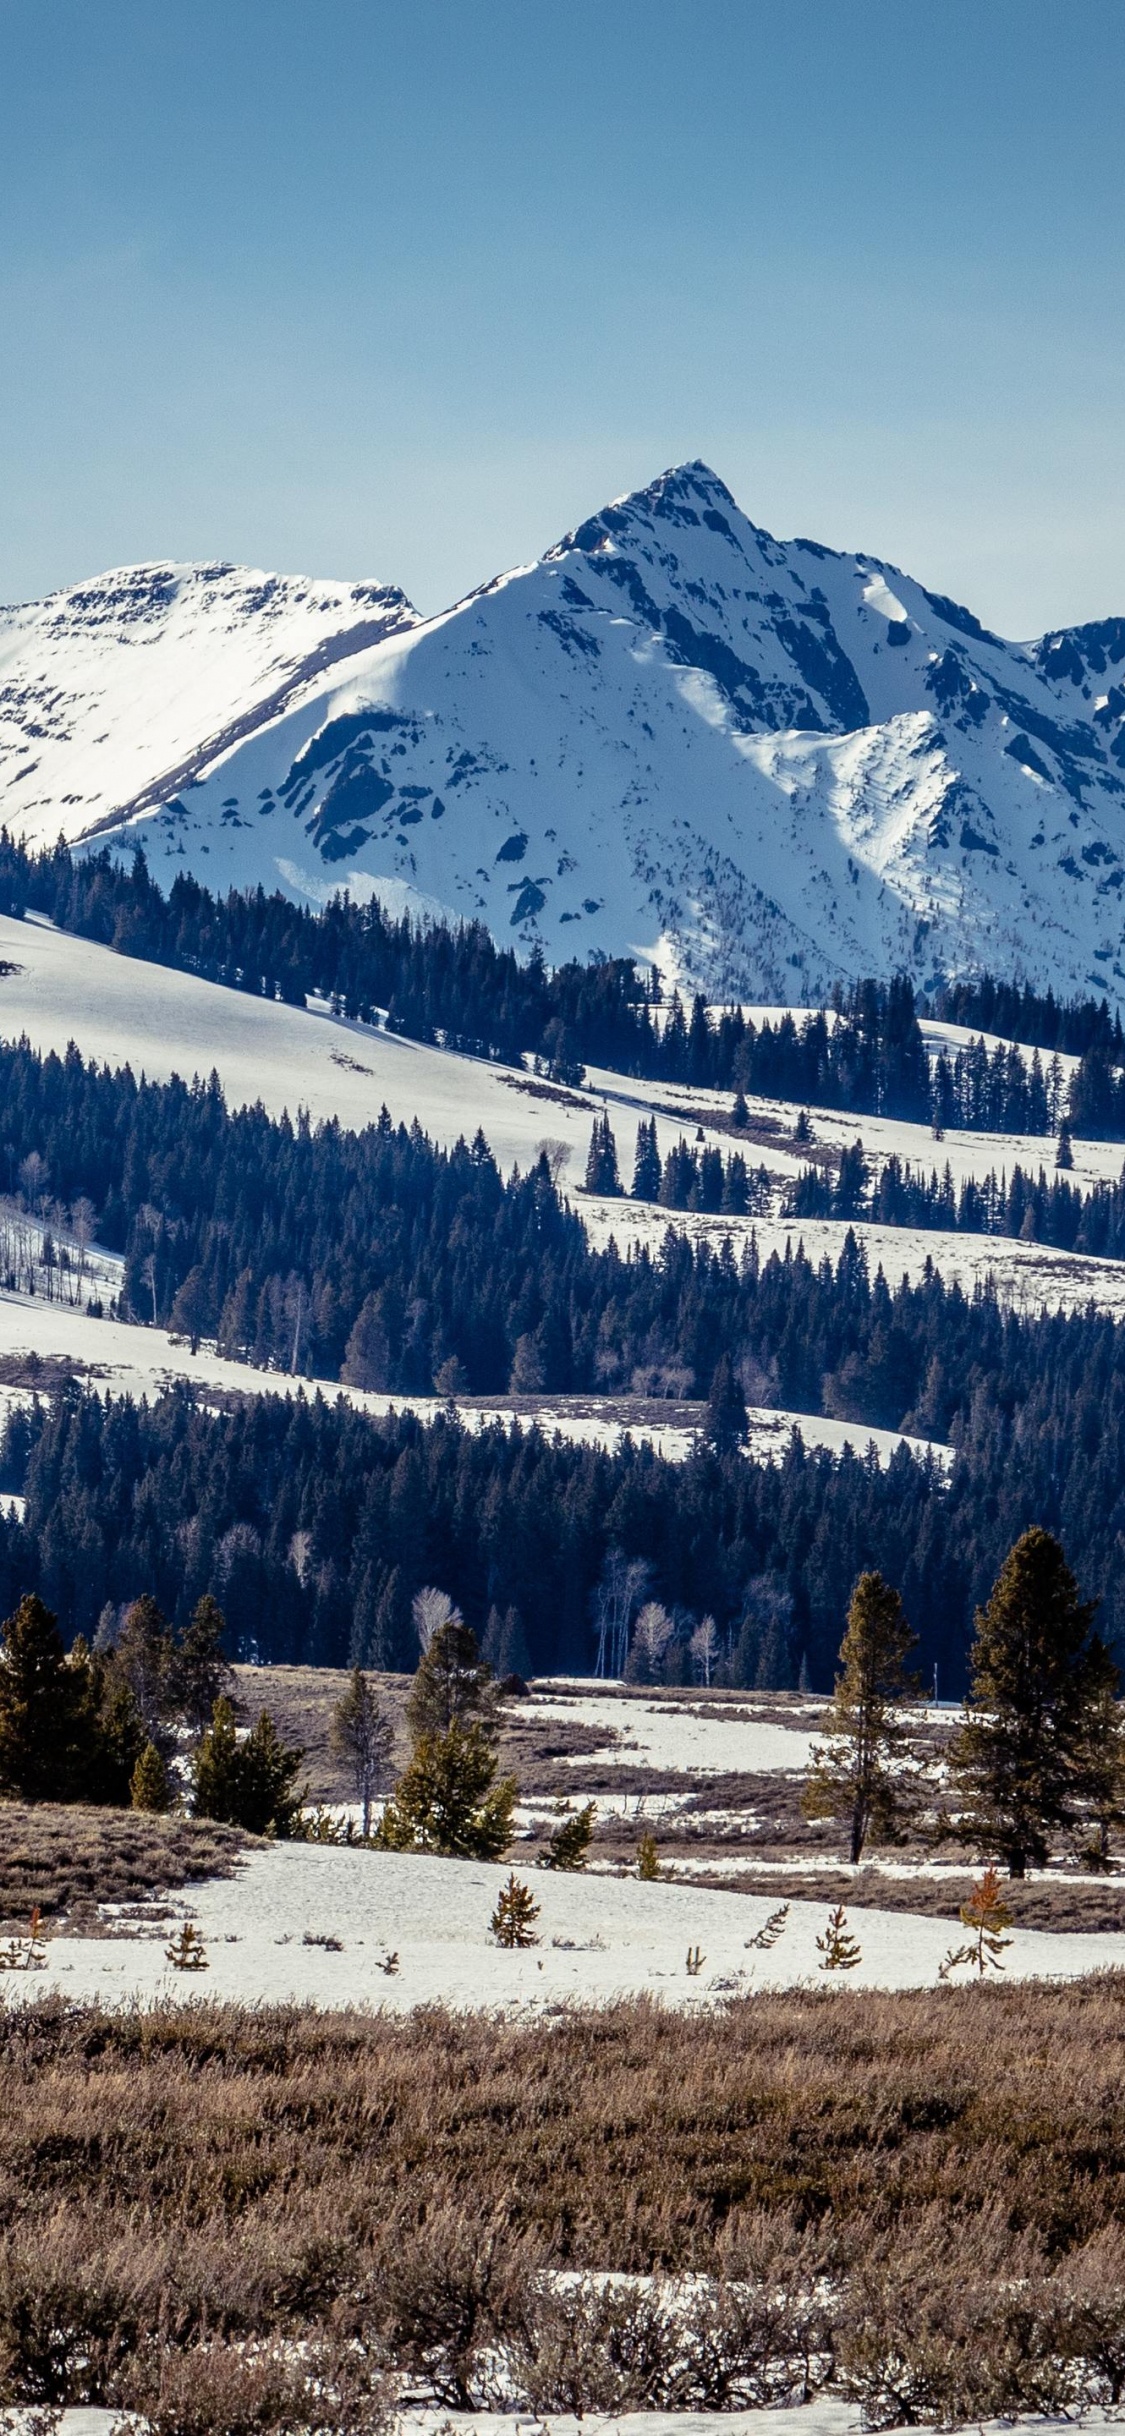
[165,1921,209,1971]
[747,1900,790,1950]
[331,1666,393,1836]
[174,1594,233,1732]
[192,1696,306,1836]
[131,1739,172,1813]
[539,1800,596,1870]
[406,1619,496,1741]
[234,1710,306,1837]
[816,1902,861,1970]
[83,1645,148,1806]
[949,1528,1103,1877]
[939,1864,1014,1978]
[489,1872,540,1947]
[584,1112,621,1195]
[112,1594,176,1746]
[377,1721,516,1860]
[637,1829,660,1880]
[631,1117,662,1202]
[801,1572,917,1863]
[702,1354,749,1453]
[0,1593,87,1802]
[1056,1119,1075,1170]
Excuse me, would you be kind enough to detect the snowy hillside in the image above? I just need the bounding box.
[12,461,1125,1006]
[0,558,417,840]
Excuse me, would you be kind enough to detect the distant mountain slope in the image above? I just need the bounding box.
[0,559,417,842]
[5,465,1125,1004]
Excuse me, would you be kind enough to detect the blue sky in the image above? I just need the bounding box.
[2,0,1124,632]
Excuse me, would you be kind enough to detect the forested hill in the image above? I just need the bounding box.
[5,833,1125,1136]
[0,1313,1121,1691]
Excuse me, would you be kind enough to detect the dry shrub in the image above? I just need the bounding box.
[360,2199,543,2405]
[0,1801,248,1924]
[834,2205,1069,2427]
[10,1984,1125,2420]
[508,2275,683,2414]
[111,2337,389,2436]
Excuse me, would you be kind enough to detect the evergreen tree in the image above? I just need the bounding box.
[801,1571,918,1863]
[538,1800,596,1870]
[631,1117,662,1201]
[1072,1637,1125,1869]
[131,1739,172,1813]
[377,1721,516,1860]
[112,1594,176,1748]
[191,1696,242,1823]
[174,1594,234,1733]
[489,1872,540,1946]
[86,1651,148,1805]
[637,1829,659,1880]
[193,1696,306,1836]
[406,1619,496,1742]
[939,1864,1013,1978]
[331,1666,393,1836]
[817,1902,861,1970]
[702,1354,748,1454]
[949,1527,1103,1877]
[0,1593,87,1802]
[235,1710,306,1837]
[584,1112,621,1195]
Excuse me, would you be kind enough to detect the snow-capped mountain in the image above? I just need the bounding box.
[0,560,417,842]
[6,464,1125,1004]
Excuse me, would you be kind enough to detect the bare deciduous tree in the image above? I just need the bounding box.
[633,1601,674,1679]
[690,1615,720,1687]
[593,1549,651,1678]
[412,1585,462,1654]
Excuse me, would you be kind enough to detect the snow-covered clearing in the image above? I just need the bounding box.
[10,1841,1125,2013]
[526,1689,816,1775]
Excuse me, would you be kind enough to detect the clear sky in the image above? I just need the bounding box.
[2,0,1124,635]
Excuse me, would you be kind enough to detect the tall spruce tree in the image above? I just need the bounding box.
[174,1594,234,1733]
[631,1117,661,1201]
[801,1571,918,1863]
[702,1354,749,1453]
[949,1527,1104,1877]
[0,1593,88,1802]
[406,1618,496,1742]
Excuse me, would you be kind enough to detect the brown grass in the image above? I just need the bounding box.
[0,1802,248,1928]
[7,1981,1125,2419]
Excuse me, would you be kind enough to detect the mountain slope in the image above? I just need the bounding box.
[0,559,418,843]
[6,465,1125,1004]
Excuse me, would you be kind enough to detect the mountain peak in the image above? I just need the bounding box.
[8,465,1125,1012]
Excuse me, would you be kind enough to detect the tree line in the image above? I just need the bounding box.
[6,1264,1125,1682]
[5,831,1125,1135]
[8,1026,1125,1411]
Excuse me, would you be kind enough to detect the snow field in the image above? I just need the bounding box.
[11,1839,1125,2014]
[525,1690,817,1776]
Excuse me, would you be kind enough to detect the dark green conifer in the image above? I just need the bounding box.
[949,1527,1103,1877]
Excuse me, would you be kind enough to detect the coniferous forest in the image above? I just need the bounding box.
[2,842,1125,1692]
[6,830,1125,1133]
